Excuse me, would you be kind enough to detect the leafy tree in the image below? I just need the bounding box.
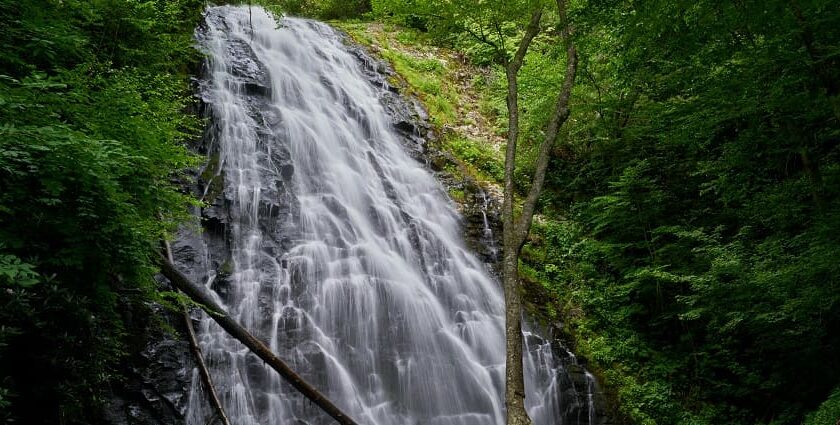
[0,0,202,422]
[523,0,840,422]
[259,0,372,19]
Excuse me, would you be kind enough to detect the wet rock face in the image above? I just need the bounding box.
[101,301,195,424]
[199,10,271,89]
[460,184,503,268]
[345,41,432,158]
[103,11,293,423]
[101,65,224,425]
[101,185,228,424]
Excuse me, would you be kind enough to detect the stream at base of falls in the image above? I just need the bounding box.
[177,5,599,425]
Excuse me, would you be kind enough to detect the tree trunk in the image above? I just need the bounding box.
[501,9,544,425]
[181,307,231,425]
[800,146,824,210]
[503,248,529,425]
[501,2,577,424]
[158,256,360,425]
[789,0,840,121]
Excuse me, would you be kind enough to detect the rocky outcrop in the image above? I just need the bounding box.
[101,295,199,424]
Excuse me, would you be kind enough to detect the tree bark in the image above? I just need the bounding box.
[789,0,840,121]
[501,2,577,425]
[158,256,360,425]
[502,248,529,425]
[501,9,543,425]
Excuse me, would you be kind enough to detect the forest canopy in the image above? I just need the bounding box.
[365,0,840,423]
[0,0,203,422]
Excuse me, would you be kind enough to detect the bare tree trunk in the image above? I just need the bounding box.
[158,256,360,425]
[501,2,577,424]
[501,9,543,425]
[800,146,824,210]
[789,0,840,121]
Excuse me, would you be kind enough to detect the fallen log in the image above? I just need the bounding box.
[158,255,360,425]
[162,240,231,425]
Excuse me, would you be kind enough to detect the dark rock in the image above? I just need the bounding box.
[394,119,415,134]
[280,163,295,180]
[243,81,272,98]
[101,302,198,424]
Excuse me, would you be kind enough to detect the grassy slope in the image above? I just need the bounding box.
[336,21,506,187]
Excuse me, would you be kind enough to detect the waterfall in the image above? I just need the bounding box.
[522,323,599,424]
[184,5,596,425]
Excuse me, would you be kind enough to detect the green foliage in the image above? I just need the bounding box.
[258,0,372,19]
[804,386,840,425]
[339,21,509,186]
[372,0,544,52]
[0,252,39,288]
[517,0,840,423]
[386,52,456,125]
[339,22,460,127]
[0,0,203,422]
[448,187,466,203]
[445,136,504,181]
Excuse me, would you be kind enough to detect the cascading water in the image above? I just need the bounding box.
[184,5,597,425]
[522,323,599,425]
[478,191,499,263]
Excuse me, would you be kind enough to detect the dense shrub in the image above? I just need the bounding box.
[0,0,202,422]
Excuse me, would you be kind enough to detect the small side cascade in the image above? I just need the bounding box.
[523,322,601,425]
[585,371,597,425]
[478,190,499,262]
